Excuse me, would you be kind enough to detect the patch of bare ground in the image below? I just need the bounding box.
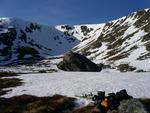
[0,94,75,113]
[70,103,100,113]
[0,72,22,96]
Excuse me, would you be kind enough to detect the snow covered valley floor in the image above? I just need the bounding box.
[2,71,150,100]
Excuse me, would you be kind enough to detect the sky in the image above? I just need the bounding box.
[0,0,149,25]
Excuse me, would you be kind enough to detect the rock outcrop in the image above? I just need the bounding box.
[107,99,149,113]
[57,51,102,72]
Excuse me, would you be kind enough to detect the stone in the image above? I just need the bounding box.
[57,51,102,72]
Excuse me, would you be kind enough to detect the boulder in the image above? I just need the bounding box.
[57,51,102,72]
[107,99,149,113]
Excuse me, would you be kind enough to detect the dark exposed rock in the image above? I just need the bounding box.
[25,27,32,33]
[61,25,73,30]
[57,61,67,71]
[140,99,150,113]
[0,28,17,61]
[30,23,41,31]
[15,46,39,59]
[136,69,146,72]
[19,30,27,43]
[80,26,93,36]
[0,29,17,46]
[117,64,136,72]
[57,51,102,72]
[107,99,149,113]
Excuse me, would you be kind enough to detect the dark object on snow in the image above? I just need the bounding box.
[93,89,133,113]
[107,93,120,111]
[115,89,133,101]
[70,99,150,113]
[92,91,105,102]
[57,51,102,72]
[98,91,105,98]
[93,91,109,113]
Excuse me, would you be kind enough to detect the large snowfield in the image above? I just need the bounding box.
[2,70,150,101]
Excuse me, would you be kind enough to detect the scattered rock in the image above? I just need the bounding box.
[136,69,146,72]
[117,64,136,72]
[57,51,102,72]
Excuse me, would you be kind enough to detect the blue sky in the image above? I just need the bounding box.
[0,0,149,25]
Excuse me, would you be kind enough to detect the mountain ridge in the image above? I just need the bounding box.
[0,17,79,65]
[0,8,150,71]
[57,8,150,71]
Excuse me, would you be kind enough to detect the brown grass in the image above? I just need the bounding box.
[0,78,22,89]
[0,72,18,77]
[0,72,22,96]
[0,94,75,113]
[70,103,100,113]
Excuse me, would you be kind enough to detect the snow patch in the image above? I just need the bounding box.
[2,72,150,99]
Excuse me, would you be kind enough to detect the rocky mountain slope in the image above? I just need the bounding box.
[57,8,150,71]
[0,8,150,71]
[0,18,79,65]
